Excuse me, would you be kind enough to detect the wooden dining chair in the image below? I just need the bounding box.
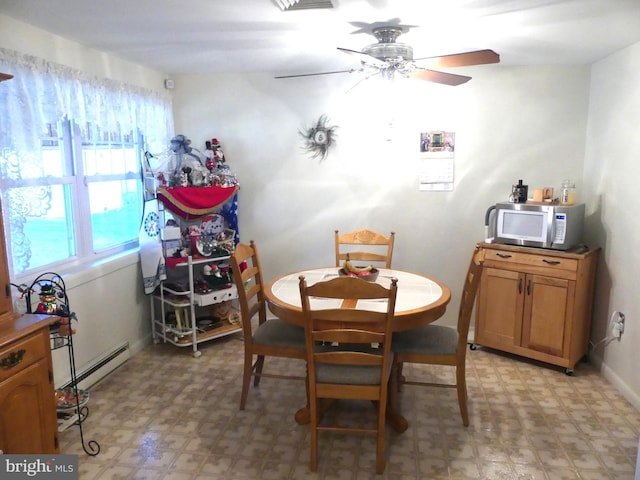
[299,274,398,475]
[230,241,306,410]
[335,229,395,268]
[391,245,484,426]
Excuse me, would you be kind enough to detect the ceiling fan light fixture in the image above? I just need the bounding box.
[362,26,413,62]
[274,22,498,87]
[363,43,413,62]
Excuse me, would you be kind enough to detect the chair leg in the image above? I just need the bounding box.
[456,363,469,426]
[376,395,387,474]
[240,352,253,410]
[253,355,265,387]
[309,397,319,472]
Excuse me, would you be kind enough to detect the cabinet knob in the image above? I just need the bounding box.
[0,349,26,369]
[496,253,512,259]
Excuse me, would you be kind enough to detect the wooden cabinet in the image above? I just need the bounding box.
[0,79,19,329]
[0,316,59,453]
[0,208,18,329]
[0,192,58,453]
[474,242,599,373]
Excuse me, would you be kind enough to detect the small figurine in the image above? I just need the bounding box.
[35,283,59,314]
[179,168,189,187]
[210,138,225,165]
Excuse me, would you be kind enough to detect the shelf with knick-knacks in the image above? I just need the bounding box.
[145,135,242,357]
[150,252,242,358]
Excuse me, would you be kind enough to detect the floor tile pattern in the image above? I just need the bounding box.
[59,334,640,479]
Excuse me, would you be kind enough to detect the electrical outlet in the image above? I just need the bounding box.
[609,311,626,341]
[617,312,625,337]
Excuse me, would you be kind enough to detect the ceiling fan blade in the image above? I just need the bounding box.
[275,69,360,79]
[414,49,500,68]
[409,69,471,86]
[337,47,388,68]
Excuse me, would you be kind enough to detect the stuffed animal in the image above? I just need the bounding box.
[168,134,207,186]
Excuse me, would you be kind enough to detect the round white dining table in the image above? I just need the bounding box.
[264,267,451,332]
[264,267,452,433]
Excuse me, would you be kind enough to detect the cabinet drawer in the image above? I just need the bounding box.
[195,284,238,306]
[0,331,47,383]
[484,249,578,273]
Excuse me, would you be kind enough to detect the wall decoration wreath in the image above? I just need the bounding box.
[299,114,337,161]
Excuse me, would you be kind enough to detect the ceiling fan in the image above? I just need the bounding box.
[275,25,499,86]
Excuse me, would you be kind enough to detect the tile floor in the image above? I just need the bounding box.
[59,333,640,479]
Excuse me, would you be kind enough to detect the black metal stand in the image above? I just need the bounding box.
[23,272,101,457]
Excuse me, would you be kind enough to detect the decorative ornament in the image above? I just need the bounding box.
[143,211,160,238]
[35,283,58,315]
[299,114,337,161]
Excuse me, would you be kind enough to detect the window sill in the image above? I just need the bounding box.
[13,249,142,292]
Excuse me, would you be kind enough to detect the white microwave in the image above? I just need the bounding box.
[488,202,585,250]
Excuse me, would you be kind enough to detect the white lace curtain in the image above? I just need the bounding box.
[0,48,173,154]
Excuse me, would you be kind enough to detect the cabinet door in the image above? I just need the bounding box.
[475,267,524,348]
[0,206,13,323]
[521,274,572,357]
[0,360,58,454]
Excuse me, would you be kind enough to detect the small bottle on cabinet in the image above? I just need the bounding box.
[561,179,576,205]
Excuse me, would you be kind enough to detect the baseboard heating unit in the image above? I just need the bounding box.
[60,342,131,390]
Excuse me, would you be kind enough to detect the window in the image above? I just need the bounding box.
[78,122,143,253]
[0,48,173,278]
[2,121,145,275]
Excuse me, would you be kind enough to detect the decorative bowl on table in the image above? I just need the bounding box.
[338,268,379,282]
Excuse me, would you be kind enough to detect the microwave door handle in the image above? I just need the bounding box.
[548,213,556,245]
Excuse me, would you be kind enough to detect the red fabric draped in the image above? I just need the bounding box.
[157,186,238,219]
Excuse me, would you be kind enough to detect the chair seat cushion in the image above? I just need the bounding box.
[253,319,306,349]
[316,363,383,385]
[392,325,458,355]
[315,345,394,385]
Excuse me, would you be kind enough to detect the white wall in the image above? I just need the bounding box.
[583,41,640,409]
[0,14,166,90]
[172,66,589,328]
[0,15,168,383]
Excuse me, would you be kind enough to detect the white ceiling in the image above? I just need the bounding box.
[2,0,640,76]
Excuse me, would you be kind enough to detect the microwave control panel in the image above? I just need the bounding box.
[552,213,567,243]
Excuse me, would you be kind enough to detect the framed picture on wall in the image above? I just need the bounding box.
[420,131,455,155]
[419,130,455,191]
